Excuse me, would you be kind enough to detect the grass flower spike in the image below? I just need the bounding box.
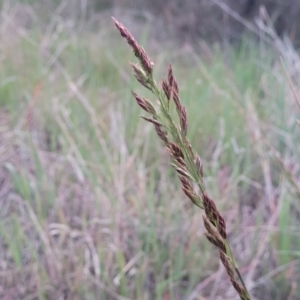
[113,17,252,300]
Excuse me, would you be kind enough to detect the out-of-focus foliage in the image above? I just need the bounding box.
[114,0,300,44]
[3,0,300,45]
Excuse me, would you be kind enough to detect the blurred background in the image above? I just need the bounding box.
[1,0,300,299]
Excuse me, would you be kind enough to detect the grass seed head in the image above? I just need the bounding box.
[168,64,179,94]
[113,17,153,75]
[216,212,227,239]
[113,17,251,300]
[203,215,226,252]
[180,105,188,136]
[168,142,185,160]
[154,124,169,144]
[203,193,218,222]
[141,116,168,144]
[130,63,152,90]
[172,90,181,111]
[179,176,201,205]
[185,138,195,159]
[219,251,247,299]
[162,79,171,100]
[132,92,156,115]
[195,154,204,177]
[174,166,191,178]
[204,232,226,253]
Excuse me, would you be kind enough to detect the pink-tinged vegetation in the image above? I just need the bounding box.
[113,17,252,300]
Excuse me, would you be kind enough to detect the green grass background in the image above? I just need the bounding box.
[1,2,300,299]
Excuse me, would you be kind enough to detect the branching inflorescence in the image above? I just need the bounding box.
[113,17,251,300]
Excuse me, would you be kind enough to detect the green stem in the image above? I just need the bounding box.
[226,243,251,299]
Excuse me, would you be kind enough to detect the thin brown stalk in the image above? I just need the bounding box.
[113,17,251,300]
